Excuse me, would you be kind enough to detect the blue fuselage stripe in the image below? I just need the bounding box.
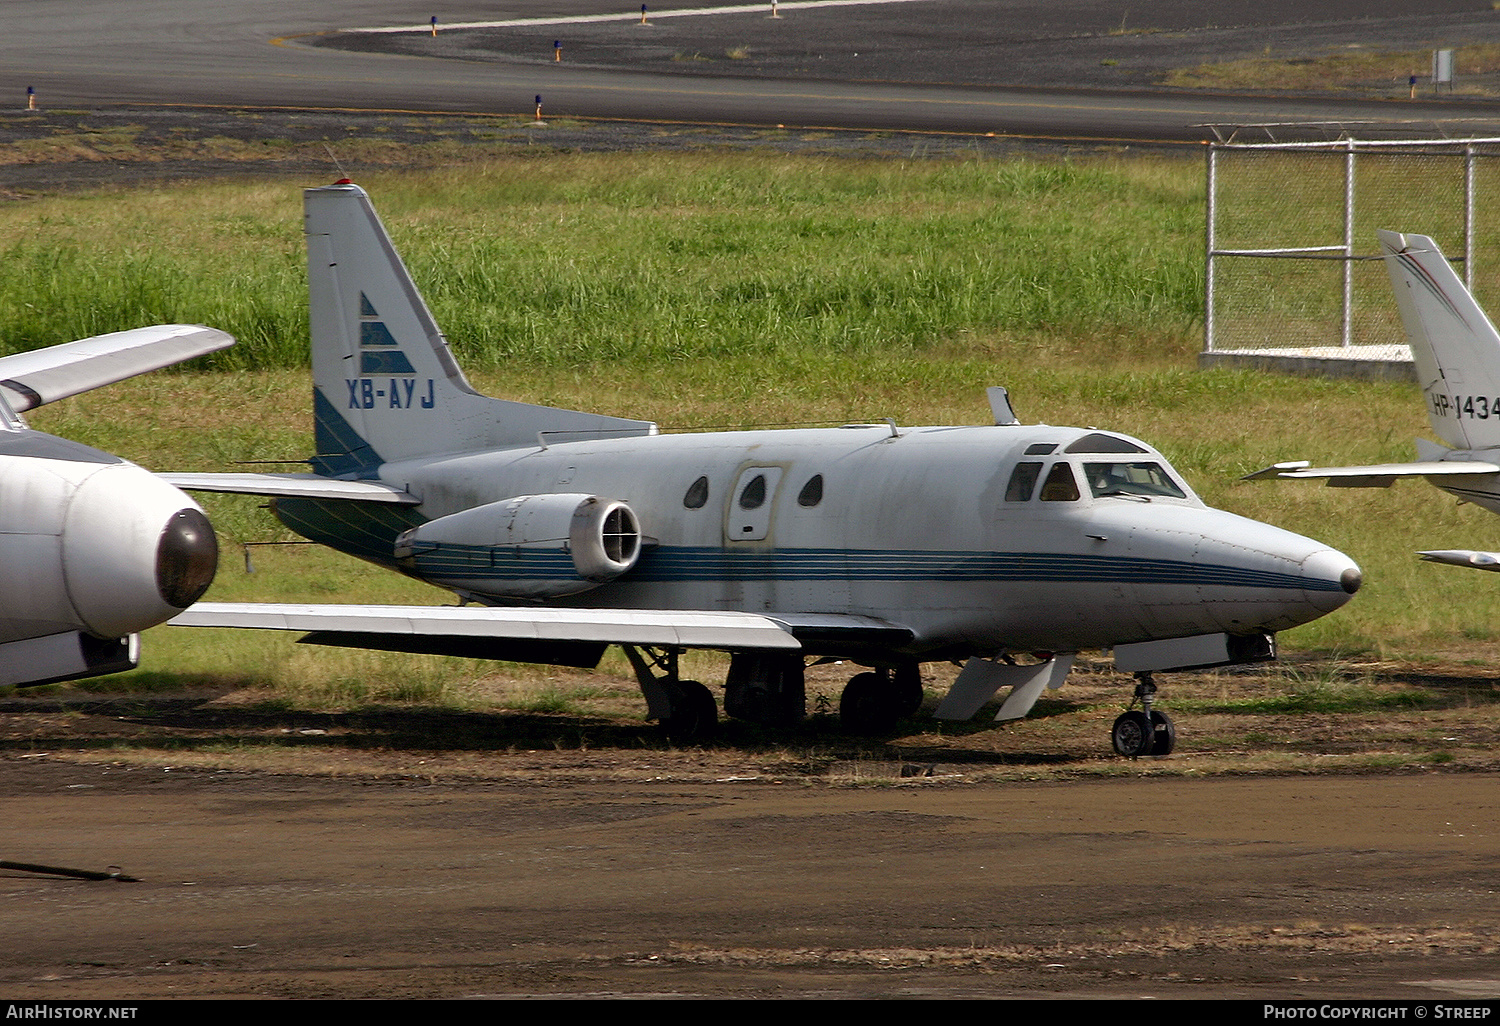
[408,544,1330,591]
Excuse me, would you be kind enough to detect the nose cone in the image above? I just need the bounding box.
[1302,547,1363,613]
[156,507,218,608]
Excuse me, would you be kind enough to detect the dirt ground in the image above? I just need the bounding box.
[2,659,1500,1000]
[3,753,1500,1000]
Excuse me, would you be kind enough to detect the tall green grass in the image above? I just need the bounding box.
[0,154,1204,371]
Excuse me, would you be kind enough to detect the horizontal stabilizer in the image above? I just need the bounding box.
[1418,549,1500,572]
[171,602,802,652]
[0,325,233,412]
[160,472,421,504]
[1245,459,1500,488]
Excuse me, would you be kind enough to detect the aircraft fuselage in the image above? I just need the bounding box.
[275,419,1357,662]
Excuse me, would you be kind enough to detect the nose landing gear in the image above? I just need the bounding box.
[1111,672,1175,757]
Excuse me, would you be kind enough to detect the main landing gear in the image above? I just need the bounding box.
[623,645,718,741]
[1110,672,1175,758]
[625,647,925,739]
[838,663,922,735]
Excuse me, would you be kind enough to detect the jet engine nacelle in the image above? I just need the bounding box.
[394,493,642,599]
[0,454,219,648]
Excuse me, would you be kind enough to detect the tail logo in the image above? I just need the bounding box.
[347,292,435,410]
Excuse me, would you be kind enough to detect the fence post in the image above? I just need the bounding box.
[1466,143,1477,292]
[1342,139,1355,349]
[1205,143,1218,354]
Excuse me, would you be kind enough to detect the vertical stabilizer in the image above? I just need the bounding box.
[1379,230,1500,451]
[303,182,655,477]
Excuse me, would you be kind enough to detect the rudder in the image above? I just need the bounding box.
[303,182,654,477]
[1379,229,1500,451]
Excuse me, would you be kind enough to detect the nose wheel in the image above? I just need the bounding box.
[1111,673,1175,757]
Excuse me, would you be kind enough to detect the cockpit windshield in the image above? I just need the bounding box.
[1082,461,1186,500]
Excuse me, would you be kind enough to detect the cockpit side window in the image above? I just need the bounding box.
[1005,461,1043,501]
[1039,462,1080,502]
[1083,461,1187,499]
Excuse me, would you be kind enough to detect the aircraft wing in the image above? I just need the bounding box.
[1244,459,1500,488]
[0,325,233,412]
[159,473,421,504]
[1419,550,1500,572]
[171,602,804,657]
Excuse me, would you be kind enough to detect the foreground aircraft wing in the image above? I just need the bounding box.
[160,473,421,504]
[0,325,233,412]
[171,602,804,658]
[1244,459,1500,488]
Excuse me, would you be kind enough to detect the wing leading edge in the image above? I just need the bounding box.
[0,325,233,412]
[172,602,803,656]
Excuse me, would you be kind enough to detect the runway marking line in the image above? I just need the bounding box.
[341,0,945,34]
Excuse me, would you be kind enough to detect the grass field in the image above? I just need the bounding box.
[9,152,1500,720]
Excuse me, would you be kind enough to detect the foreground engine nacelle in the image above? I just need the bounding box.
[0,452,219,684]
[394,493,642,599]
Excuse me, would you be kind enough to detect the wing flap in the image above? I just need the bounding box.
[170,602,803,651]
[0,325,233,412]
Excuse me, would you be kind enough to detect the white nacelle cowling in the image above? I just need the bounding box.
[0,455,218,647]
[394,493,642,599]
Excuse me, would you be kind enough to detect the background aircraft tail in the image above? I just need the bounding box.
[303,182,655,477]
[1379,230,1500,451]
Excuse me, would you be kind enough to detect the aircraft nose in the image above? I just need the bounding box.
[1302,548,1363,612]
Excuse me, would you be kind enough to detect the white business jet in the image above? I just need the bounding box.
[166,181,1361,756]
[1249,230,1500,574]
[0,324,228,687]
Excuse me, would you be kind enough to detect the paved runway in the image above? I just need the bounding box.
[10,1,1500,142]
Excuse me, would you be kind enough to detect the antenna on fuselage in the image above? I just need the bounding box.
[987,386,1020,426]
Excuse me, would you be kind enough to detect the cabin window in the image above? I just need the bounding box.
[797,474,824,507]
[1083,462,1187,499]
[1005,462,1043,501]
[683,476,709,509]
[1039,462,1080,502]
[1023,443,1057,456]
[738,473,767,510]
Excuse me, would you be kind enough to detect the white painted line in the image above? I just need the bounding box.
[347,0,941,34]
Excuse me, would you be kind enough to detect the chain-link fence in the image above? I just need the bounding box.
[1204,139,1500,355]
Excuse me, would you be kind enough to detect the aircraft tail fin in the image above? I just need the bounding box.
[303,182,655,477]
[1379,230,1500,451]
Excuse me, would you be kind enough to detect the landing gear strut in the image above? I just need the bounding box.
[1111,672,1175,758]
[623,645,717,741]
